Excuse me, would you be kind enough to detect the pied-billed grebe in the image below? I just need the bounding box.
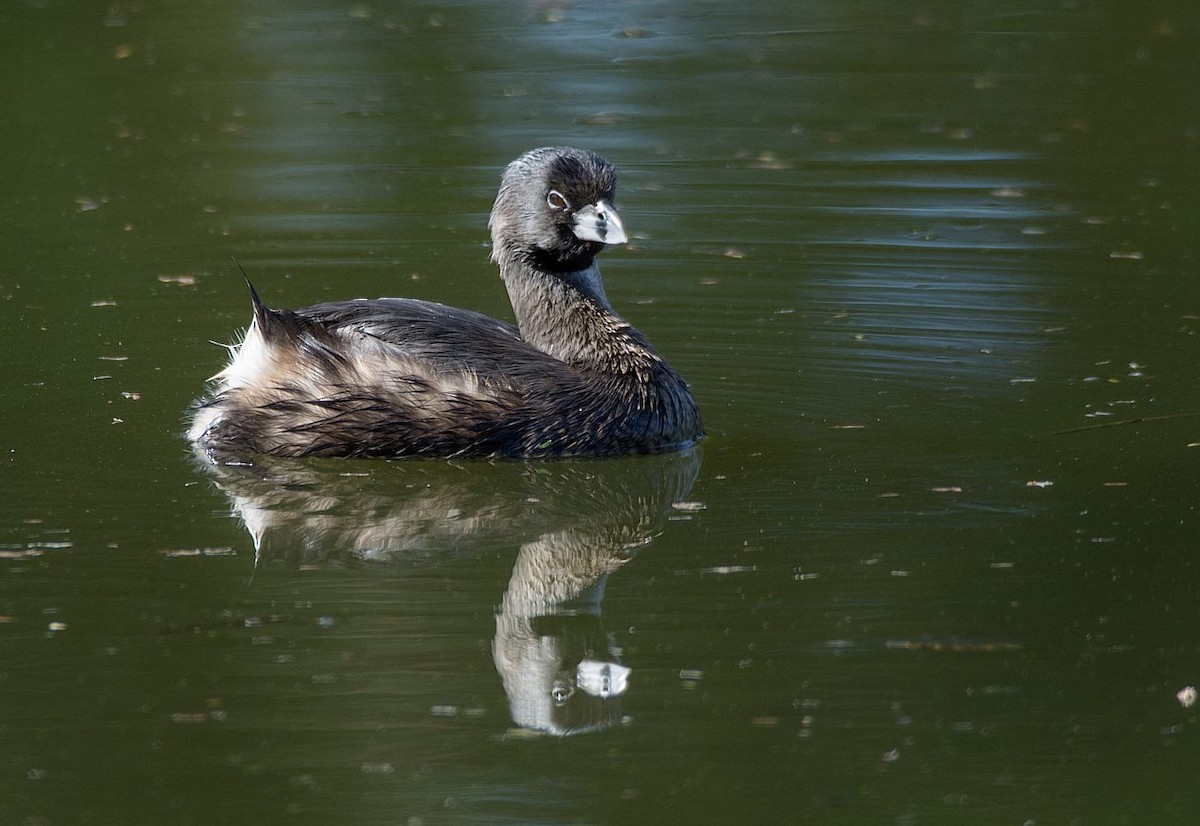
[188,147,703,460]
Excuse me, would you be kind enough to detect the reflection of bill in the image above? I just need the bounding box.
[576,659,631,700]
[193,447,701,736]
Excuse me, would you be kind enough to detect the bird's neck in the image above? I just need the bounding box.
[498,255,652,370]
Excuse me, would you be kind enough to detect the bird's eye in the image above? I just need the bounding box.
[546,190,569,211]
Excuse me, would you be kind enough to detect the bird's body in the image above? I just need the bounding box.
[188,147,702,460]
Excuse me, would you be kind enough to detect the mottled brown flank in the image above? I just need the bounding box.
[189,147,702,461]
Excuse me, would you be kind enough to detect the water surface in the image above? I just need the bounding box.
[2,1,1199,823]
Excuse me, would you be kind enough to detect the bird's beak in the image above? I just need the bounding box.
[572,200,628,245]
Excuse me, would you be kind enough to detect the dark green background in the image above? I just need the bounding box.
[2,1,1198,823]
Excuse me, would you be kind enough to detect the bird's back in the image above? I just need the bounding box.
[190,295,697,460]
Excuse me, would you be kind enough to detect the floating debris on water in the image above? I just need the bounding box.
[157,274,197,286]
[159,547,236,557]
[0,547,40,561]
[887,639,1023,653]
[700,565,756,576]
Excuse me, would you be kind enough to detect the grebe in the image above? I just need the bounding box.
[188,147,702,460]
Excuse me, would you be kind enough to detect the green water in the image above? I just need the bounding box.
[2,1,1199,823]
